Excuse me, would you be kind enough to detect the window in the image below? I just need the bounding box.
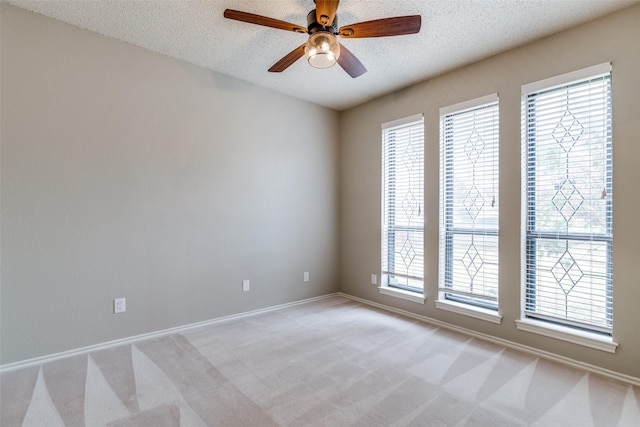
[522,63,612,335]
[439,95,500,313]
[382,114,424,297]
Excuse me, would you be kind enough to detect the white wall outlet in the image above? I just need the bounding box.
[304,272,309,282]
[242,279,250,292]
[114,297,126,314]
[371,274,377,285]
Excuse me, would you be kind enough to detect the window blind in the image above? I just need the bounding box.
[522,64,612,334]
[382,114,424,292]
[439,95,499,309]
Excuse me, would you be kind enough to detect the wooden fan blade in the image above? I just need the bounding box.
[315,0,340,27]
[337,44,367,78]
[224,9,307,33]
[268,44,306,72]
[339,15,421,38]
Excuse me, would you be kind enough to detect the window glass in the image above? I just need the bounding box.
[523,65,612,334]
[439,95,499,310]
[382,115,424,293]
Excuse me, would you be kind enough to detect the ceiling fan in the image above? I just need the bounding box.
[223,0,421,78]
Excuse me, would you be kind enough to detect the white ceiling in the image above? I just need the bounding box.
[6,0,638,110]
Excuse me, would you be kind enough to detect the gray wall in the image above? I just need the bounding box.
[1,4,339,364]
[339,4,640,379]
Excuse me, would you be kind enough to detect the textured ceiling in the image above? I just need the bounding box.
[6,0,639,110]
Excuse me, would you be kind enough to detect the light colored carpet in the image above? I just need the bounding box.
[1,296,639,426]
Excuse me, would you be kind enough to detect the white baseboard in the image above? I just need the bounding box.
[338,292,640,387]
[5,291,637,387]
[0,293,339,374]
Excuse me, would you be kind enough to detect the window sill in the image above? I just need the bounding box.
[435,299,502,324]
[515,318,618,353]
[378,286,425,304]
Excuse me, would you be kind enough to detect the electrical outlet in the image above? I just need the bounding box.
[371,274,377,285]
[114,297,126,314]
[304,272,309,282]
[242,279,250,292]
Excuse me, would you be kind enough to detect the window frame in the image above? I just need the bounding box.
[380,114,425,302]
[519,63,616,350]
[438,94,501,319]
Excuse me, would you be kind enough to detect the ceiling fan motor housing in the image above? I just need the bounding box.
[307,10,338,35]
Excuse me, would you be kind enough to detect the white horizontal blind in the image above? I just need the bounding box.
[523,66,612,334]
[382,115,424,292]
[439,95,499,309]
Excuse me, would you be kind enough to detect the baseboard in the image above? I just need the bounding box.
[0,293,339,374]
[5,291,637,387]
[338,292,640,387]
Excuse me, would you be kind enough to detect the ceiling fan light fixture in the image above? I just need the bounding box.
[305,32,340,69]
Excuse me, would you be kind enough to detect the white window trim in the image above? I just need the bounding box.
[439,93,498,116]
[379,285,426,304]
[381,113,424,130]
[436,299,502,324]
[521,62,611,95]
[516,318,618,353]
